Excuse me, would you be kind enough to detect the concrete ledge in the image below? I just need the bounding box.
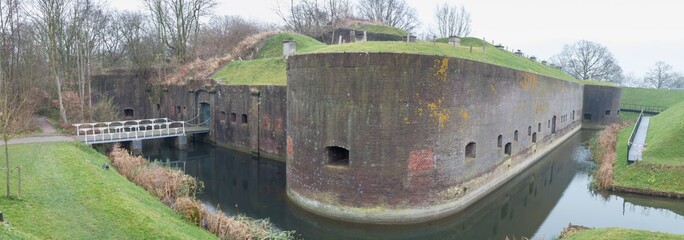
[287,125,582,224]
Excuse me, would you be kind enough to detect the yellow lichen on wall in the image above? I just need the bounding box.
[459,108,470,120]
[427,100,450,128]
[433,58,450,81]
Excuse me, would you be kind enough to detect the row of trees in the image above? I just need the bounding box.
[0,0,268,126]
[551,40,681,89]
[276,0,472,38]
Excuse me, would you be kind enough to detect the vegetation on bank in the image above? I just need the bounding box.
[561,227,684,240]
[0,142,216,239]
[591,101,684,196]
[621,87,684,108]
[108,145,293,239]
[211,33,587,85]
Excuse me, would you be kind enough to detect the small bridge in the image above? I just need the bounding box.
[621,103,666,115]
[73,118,210,145]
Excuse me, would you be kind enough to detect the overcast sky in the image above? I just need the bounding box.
[111,0,684,76]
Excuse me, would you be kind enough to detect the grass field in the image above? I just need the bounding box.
[621,87,684,108]
[564,228,684,240]
[0,142,215,239]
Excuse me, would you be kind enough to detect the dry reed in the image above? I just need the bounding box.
[591,122,630,190]
[164,31,278,85]
[108,144,291,239]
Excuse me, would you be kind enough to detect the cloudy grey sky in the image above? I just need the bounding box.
[111,0,684,77]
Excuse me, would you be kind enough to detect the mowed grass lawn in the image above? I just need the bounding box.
[0,142,215,239]
[564,228,684,240]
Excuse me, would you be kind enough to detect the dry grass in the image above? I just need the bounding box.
[108,144,292,239]
[164,31,278,85]
[591,122,631,189]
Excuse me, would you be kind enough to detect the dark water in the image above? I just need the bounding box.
[141,130,684,239]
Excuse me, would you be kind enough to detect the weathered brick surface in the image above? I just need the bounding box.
[286,53,586,220]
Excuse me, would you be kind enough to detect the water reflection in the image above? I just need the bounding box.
[141,130,684,239]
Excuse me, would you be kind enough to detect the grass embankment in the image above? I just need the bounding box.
[561,227,684,240]
[592,101,684,197]
[212,33,326,85]
[310,38,577,82]
[348,22,407,36]
[108,145,292,239]
[212,33,586,85]
[621,87,684,108]
[0,142,215,239]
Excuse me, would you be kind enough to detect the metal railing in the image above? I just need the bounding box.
[621,103,666,114]
[627,110,644,163]
[73,118,186,144]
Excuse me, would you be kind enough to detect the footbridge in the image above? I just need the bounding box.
[73,117,210,145]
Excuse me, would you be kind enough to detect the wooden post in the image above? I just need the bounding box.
[483,37,486,57]
[17,165,20,198]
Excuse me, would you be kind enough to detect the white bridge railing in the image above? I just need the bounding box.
[73,118,186,144]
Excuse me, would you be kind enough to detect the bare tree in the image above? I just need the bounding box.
[117,11,157,78]
[644,61,677,89]
[434,2,471,38]
[144,0,217,63]
[275,0,351,38]
[552,40,623,82]
[196,15,264,59]
[356,0,419,32]
[32,0,69,124]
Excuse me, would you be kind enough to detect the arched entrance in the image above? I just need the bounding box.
[199,102,211,127]
[552,115,557,134]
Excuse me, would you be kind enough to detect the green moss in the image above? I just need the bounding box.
[0,142,215,239]
[257,33,326,59]
[212,58,286,85]
[563,228,683,240]
[621,87,684,108]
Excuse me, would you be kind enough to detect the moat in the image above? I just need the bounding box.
[140,130,684,239]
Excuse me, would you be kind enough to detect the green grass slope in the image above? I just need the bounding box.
[348,22,407,36]
[642,101,684,165]
[0,142,215,239]
[310,38,577,82]
[621,87,684,108]
[611,102,684,193]
[564,228,684,240]
[213,34,582,86]
[212,33,325,85]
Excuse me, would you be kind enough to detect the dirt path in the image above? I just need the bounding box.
[0,117,75,145]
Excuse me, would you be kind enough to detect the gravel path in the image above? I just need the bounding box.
[0,117,75,145]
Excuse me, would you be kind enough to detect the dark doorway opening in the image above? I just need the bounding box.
[497,135,503,148]
[504,143,512,156]
[199,102,211,127]
[124,108,134,118]
[552,115,557,134]
[325,146,349,166]
[241,114,248,124]
[532,133,537,143]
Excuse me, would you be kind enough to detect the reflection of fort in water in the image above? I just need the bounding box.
[141,130,684,239]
